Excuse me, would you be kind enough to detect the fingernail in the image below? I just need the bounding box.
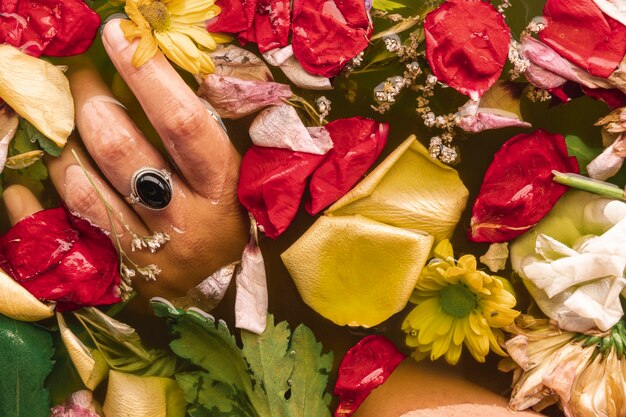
[100,13,128,38]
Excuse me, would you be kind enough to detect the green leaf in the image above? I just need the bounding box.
[9,120,38,156]
[24,119,63,157]
[565,135,602,175]
[152,299,333,417]
[372,0,407,11]
[0,314,54,417]
[73,307,177,377]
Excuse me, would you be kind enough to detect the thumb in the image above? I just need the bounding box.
[3,184,44,226]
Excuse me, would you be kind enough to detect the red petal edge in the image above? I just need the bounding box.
[306,117,388,215]
[425,0,511,100]
[238,146,325,239]
[540,0,626,79]
[291,0,371,77]
[469,129,580,243]
[334,335,406,417]
[0,206,121,311]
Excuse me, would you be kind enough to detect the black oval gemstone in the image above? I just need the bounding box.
[135,171,172,209]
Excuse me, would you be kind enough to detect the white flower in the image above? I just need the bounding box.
[511,191,626,332]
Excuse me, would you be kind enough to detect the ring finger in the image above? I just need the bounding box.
[68,60,188,229]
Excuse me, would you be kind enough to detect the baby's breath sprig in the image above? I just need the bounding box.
[526,85,552,102]
[287,94,329,125]
[71,150,169,294]
[370,9,406,22]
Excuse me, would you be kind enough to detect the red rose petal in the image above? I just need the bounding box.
[206,0,251,33]
[0,207,78,281]
[306,117,388,215]
[0,206,121,311]
[469,129,580,243]
[238,0,290,52]
[334,335,406,417]
[424,0,510,100]
[582,86,626,109]
[41,0,100,56]
[238,146,325,238]
[0,0,99,57]
[291,0,371,77]
[540,0,626,79]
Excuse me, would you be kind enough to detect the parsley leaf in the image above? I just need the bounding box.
[152,299,334,417]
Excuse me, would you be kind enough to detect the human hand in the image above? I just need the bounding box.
[4,19,249,306]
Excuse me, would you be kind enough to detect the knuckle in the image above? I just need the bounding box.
[162,105,207,141]
[65,173,104,219]
[92,134,132,165]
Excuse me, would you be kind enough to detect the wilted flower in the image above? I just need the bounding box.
[402,239,519,365]
[503,315,626,417]
[120,0,229,74]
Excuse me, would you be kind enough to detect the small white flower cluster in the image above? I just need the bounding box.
[497,0,511,14]
[130,231,171,253]
[316,96,332,124]
[372,59,422,114]
[428,134,459,165]
[526,85,552,102]
[508,40,530,80]
[370,9,406,22]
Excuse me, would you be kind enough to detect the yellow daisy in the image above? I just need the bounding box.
[120,0,230,75]
[402,239,519,365]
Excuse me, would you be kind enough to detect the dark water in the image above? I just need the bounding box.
[1,1,604,414]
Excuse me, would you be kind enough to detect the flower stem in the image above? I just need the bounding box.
[552,171,625,201]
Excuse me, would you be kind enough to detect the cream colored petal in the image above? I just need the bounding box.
[103,371,186,417]
[57,313,109,390]
[0,107,18,173]
[479,242,509,273]
[155,31,200,74]
[0,268,53,321]
[327,136,469,242]
[281,215,434,327]
[0,45,73,146]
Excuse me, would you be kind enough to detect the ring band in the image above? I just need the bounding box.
[129,167,173,210]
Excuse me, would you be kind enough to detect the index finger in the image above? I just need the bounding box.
[101,19,239,199]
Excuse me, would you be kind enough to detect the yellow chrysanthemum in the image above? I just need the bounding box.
[402,239,520,365]
[120,0,231,74]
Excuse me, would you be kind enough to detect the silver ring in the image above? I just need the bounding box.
[128,167,173,211]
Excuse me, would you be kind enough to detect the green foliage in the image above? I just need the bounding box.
[565,135,602,176]
[372,0,407,11]
[151,299,334,417]
[73,307,177,377]
[0,314,54,417]
[23,120,63,157]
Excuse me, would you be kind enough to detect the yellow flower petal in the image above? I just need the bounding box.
[445,342,463,365]
[131,31,160,68]
[0,45,73,146]
[155,31,201,74]
[171,23,217,49]
[282,215,434,327]
[433,239,454,261]
[328,136,469,242]
[0,268,54,321]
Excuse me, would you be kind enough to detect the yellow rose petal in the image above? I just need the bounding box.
[103,371,186,417]
[57,313,109,391]
[0,45,73,147]
[327,135,469,242]
[0,268,54,321]
[281,215,434,327]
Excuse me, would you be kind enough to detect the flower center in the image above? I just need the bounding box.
[139,1,171,32]
[439,284,477,318]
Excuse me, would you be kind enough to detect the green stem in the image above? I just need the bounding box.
[552,171,625,201]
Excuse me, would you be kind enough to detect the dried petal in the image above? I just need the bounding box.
[587,135,625,180]
[0,0,100,57]
[238,146,325,238]
[540,0,626,78]
[479,243,509,273]
[0,268,54,322]
[0,206,121,311]
[0,45,73,146]
[469,130,580,243]
[196,74,292,119]
[334,335,406,417]
[51,390,103,417]
[249,104,333,154]
[235,240,268,334]
[306,117,389,215]
[210,45,274,81]
[291,0,372,77]
[238,0,291,53]
[0,105,18,173]
[424,0,510,100]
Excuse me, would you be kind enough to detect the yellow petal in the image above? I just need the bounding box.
[103,371,186,417]
[281,215,434,327]
[57,313,109,390]
[327,136,469,242]
[132,32,160,68]
[0,45,73,146]
[155,31,200,74]
[0,268,53,321]
[433,239,454,262]
[170,4,220,23]
[171,23,217,49]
